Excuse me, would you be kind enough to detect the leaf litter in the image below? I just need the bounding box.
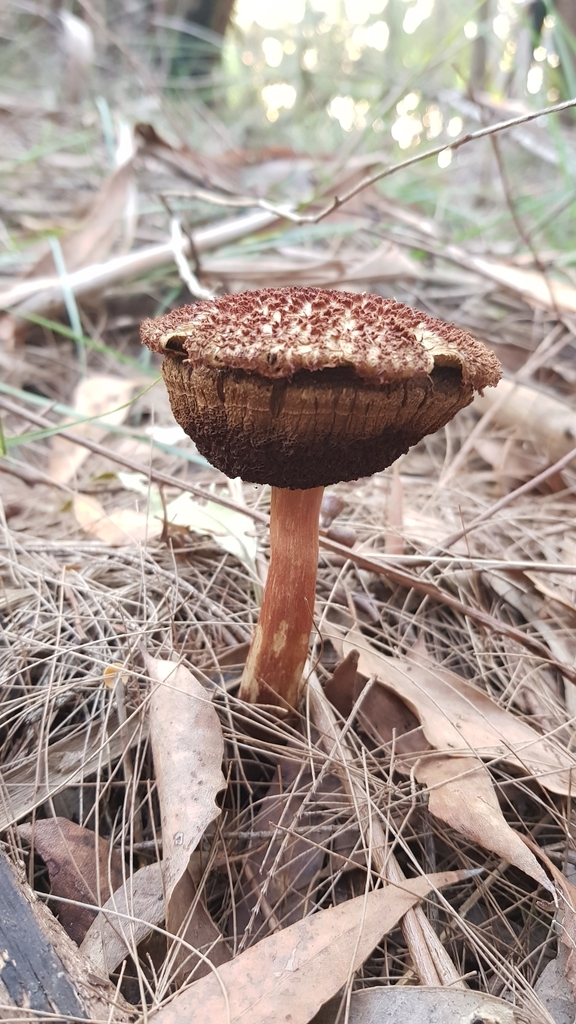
[4,21,576,1024]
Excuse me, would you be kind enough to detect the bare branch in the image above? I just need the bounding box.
[285,96,576,225]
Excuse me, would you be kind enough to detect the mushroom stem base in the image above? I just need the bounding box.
[239,486,324,708]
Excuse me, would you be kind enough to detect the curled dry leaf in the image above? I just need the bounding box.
[82,861,230,979]
[339,627,575,795]
[527,841,576,1003]
[150,870,468,1024]
[19,818,124,944]
[534,944,576,1024]
[144,655,226,942]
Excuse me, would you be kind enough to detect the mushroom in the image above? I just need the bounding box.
[141,287,501,709]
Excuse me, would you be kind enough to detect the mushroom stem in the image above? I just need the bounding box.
[239,486,324,708]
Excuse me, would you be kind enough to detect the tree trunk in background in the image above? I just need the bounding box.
[155,0,235,35]
[469,0,490,94]
[555,0,576,37]
[188,0,235,37]
[154,0,235,77]
[553,0,576,101]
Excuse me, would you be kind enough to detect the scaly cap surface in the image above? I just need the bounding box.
[140,287,501,390]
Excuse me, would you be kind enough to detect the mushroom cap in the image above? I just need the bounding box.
[141,287,501,489]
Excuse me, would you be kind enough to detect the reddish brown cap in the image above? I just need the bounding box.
[141,287,501,488]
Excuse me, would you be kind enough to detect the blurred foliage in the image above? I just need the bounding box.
[1,1,576,264]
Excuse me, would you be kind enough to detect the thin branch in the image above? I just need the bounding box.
[162,97,576,227]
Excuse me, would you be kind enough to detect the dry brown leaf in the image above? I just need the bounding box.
[350,668,550,887]
[338,627,575,795]
[28,159,136,279]
[80,862,163,974]
[0,710,145,831]
[315,986,522,1024]
[415,755,550,889]
[203,242,418,289]
[474,437,547,492]
[324,650,360,718]
[474,380,576,465]
[49,375,138,484]
[73,493,162,545]
[234,758,329,942]
[468,254,576,314]
[19,818,124,944]
[81,861,230,979]
[400,510,468,552]
[144,656,225,944]
[151,870,467,1024]
[136,122,241,194]
[522,839,576,1003]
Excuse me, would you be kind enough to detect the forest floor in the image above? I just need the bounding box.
[3,12,576,1024]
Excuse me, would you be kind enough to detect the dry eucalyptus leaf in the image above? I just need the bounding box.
[474,379,576,465]
[534,945,576,1024]
[144,655,225,940]
[73,493,162,545]
[0,711,145,831]
[467,255,576,315]
[415,755,550,890]
[30,158,136,279]
[313,985,524,1024]
[81,861,230,980]
[50,375,138,484]
[19,818,123,944]
[150,870,468,1024]
[341,627,575,796]
[80,862,164,974]
[109,473,257,566]
[348,661,549,887]
[164,492,257,571]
